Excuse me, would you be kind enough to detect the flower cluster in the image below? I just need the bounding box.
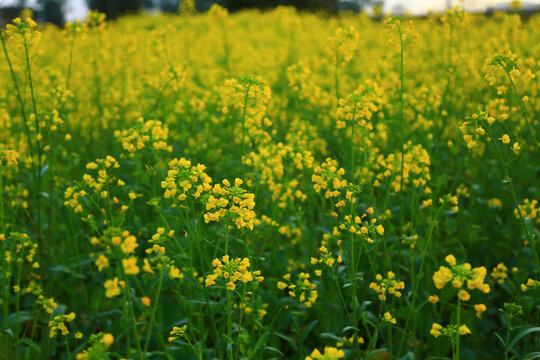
[287,62,329,107]
[5,14,41,44]
[369,271,405,301]
[49,312,76,338]
[0,146,19,167]
[204,178,256,230]
[325,27,359,68]
[310,244,342,270]
[433,255,490,300]
[305,346,345,360]
[515,199,539,224]
[521,278,540,292]
[277,272,318,307]
[117,117,172,154]
[430,323,471,338]
[338,208,384,243]
[382,311,397,325]
[64,156,123,214]
[168,325,188,342]
[336,81,386,131]
[491,263,508,285]
[205,256,263,291]
[373,142,431,193]
[161,158,212,204]
[312,158,350,203]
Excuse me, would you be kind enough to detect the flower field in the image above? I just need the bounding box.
[0,5,539,360]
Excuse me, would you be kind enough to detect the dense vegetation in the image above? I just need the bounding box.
[0,5,539,360]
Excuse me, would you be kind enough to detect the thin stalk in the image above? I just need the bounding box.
[456,298,461,360]
[241,79,253,179]
[143,269,165,355]
[226,289,233,359]
[65,337,72,360]
[0,165,4,231]
[66,38,75,89]
[486,125,539,266]
[23,40,43,242]
[504,313,513,360]
[0,30,39,234]
[397,23,406,231]
[499,62,538,148]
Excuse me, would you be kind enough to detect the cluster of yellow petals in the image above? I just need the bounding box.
[205,255,263,291]
[204,178,256,230]
[433,255,490,301]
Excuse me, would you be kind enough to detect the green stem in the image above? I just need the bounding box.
[65,337,72,360]
[23,40,42,242]
[241,79,253,179]
[504,314,512,360]
[486,125,539,267]
[0,165,4,232]
[456,298,461,360]
[499,61,538,148]
[226,289,233,359]
[143,269,165,355]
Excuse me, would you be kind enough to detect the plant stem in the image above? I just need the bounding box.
[504,314,513,360]
[456,298,461,360]
[499,62,538,148]
[143,269,165,355]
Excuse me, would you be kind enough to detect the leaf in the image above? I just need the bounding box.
[366,348,388,359]
[247,330,270,359]
[399,352,414,360]
[341,326,360,333]
[263,346,284,356]
[524,352,540,360]
[493,332,505,347]
[274,332,297,351]
[320,332,344,343]
[509,327,540,349]
[301,320,318,341]
[7,311,33,329]
[15,338,41,356]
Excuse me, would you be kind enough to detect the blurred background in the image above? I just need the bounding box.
[1,0,539,26]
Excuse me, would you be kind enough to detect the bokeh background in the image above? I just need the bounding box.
[0,0,540,25]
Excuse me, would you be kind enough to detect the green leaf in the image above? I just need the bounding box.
[16,338,41,356]
[342,326,360,333]
[274,332,297,351]
[320,332,344,343]
[509,327,540,349]
[493,332,505,347]
[7,311,32,329]
[247,330,270,359]
[301,320,318,341]
[366,348,388,359]
[263,346,284,356]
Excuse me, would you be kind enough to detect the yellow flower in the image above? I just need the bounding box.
[500,134,510,144]
[305,346,345,359]
[102,333,114,348]
[430,323,442,338]
[104,277,121,298]
[95,254,109,271]
[122,257,140,275]
[459,325,471,335]
[445,254,456,266]
[458,289,470,301]
[474,304,487,318]
[383,311,397,324]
